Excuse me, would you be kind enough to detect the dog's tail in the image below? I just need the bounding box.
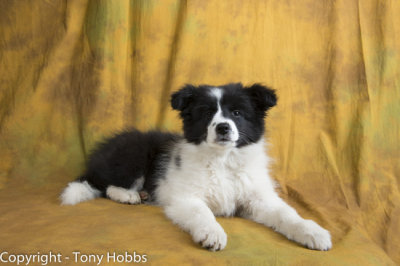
[60,177,101,205]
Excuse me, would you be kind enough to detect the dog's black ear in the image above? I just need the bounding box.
[244,84,277,112]
[171,84,197,111]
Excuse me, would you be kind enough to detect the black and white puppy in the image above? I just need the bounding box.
[61,83,332,251]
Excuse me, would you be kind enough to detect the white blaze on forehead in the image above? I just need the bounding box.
[206,87,239,146]
[209,88,223,102]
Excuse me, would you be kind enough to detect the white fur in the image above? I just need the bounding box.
[106,186,141,204]
[106,177,144,204]
[131,176,145,191]
[156,140,332,251]
[209,88,222,101]
[60,181,101,205]
[206,88,239,147]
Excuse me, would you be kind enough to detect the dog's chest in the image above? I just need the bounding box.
[203,157,252,216]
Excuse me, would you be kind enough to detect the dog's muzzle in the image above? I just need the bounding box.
[216,123,232,142]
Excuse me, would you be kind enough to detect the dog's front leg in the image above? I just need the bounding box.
[164,198,227,251]
[244,195,332,251]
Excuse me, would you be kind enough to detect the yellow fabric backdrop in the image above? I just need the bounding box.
[0,0,399,265]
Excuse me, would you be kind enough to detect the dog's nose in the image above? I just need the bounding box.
[216,123,231,135]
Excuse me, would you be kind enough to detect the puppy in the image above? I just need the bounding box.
[61,83,332,251]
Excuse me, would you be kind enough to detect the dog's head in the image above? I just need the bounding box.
[171,83,277,148]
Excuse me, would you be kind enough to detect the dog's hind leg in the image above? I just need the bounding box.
[106,177,144,204]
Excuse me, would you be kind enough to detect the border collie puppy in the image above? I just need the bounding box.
[61,83,332,251]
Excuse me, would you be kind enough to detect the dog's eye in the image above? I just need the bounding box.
[232,110,241,117]
[206,111,213,118]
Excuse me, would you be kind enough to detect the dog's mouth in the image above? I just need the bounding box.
[215,136,234,145]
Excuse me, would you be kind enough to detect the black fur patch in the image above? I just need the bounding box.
[82,130,181,197]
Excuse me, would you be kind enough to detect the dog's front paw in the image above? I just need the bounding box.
[192,223,227,251]
[292,220,332,251]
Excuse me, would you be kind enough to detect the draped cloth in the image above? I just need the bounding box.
[0,1,399,264]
